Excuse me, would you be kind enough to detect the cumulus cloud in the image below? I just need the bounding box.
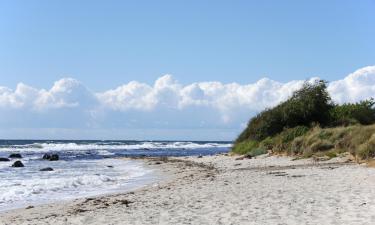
[328,66,375,104]
[0,78,96,111]
[97,76,317,123]
[0,66,374,132]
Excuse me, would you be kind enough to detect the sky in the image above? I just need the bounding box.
[0,0,374,140]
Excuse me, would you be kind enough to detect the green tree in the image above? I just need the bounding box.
[236,80,333,142]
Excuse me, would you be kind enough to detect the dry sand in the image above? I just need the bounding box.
[1,154,375,225]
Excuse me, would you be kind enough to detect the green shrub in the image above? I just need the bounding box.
[325,151,338,159]
[248,147,268,157]
[236,80,333,142]
[330,98,375,125]
[280,126,309,143]
[231,140,259,155]
[259,137,274,150]
[232,78,375,158]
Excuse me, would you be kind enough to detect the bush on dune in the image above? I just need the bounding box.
[233,79,375,160]
[236,80,333,143]
[330,99,375,126]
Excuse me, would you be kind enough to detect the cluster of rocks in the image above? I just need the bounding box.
[0,153,60,171]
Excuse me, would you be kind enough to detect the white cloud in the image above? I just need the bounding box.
[0,66,374,132]
[96,76,314,123]
[328,66,375,104]
[0,78,95,111]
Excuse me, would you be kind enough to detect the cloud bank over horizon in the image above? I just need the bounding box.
[0,66,374,140]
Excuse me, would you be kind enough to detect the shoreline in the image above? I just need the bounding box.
[2,154,375,224]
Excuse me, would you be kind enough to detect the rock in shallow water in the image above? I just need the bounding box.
[42,153,59,161]
[9,153,22,158]
[12,160,24,167]
[42,153,51,160]
[40,167,54,171]
[50,154,59,161]
[0,157,10,162]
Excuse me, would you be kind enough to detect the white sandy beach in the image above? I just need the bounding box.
[1,154,375,225]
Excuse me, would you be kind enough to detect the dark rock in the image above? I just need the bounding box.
[40,167,54,171]
[244,154,253,159]
[42,153,51,160]
[118,199,132,207]
[12,160,24,167]
[107,165,114,168]
[49,154,59,161]
[43,153,59,161]
[235,154,252,160]
[197,155,203,158]
[9,153,22,158]
[0,158,10,162]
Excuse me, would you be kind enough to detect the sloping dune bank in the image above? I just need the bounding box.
[2,155,375,225]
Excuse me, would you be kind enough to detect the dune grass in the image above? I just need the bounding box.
[233,124,375,160]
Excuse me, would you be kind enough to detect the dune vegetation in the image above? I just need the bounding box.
[232,80,375,160]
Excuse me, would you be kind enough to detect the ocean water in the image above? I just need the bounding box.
[0,140,231,211]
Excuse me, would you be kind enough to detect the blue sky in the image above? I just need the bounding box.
[0,1,374,140]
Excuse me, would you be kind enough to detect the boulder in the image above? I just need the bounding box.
[49,154,59,161]
[9,153,22,158]
[40,167,54,171]
[0,158,10,162]
[12,160,24,167]
[42,153,51,160]
[42,153,59,161]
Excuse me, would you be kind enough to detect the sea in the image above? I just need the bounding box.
[0,140,231,211]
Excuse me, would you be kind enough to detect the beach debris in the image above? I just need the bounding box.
[155,161,162,165]
[113,199,133,207]
[321,166,338,170]
[107,165,114,168]
[0,157,10,162]
[72,208,88,214]
[312,155,330,161]
[235,154,252,160]
[40,167,54,171]
[268,171,288,176]
[197,155,203,158]
[11,160,24,167]
[290,175,306,178]
[25,205,34,209]
[9,153,22,158]
[42,153,59,161]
